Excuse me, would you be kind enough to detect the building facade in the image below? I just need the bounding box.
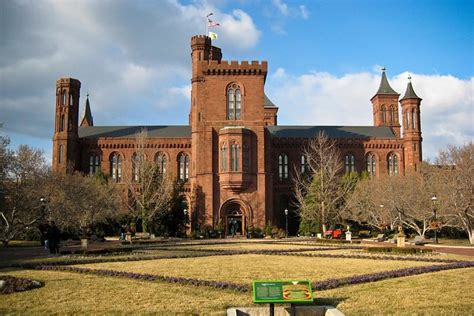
[52,35,423,235]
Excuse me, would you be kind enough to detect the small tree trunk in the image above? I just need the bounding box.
[2,240,9,247]
[469,229,474,245]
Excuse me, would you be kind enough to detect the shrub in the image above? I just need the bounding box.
[365,247,433,255]
[264,222,272,237]
[0,275,44,294]
[357,230,371,238]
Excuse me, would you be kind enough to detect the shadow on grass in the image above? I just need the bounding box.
[314,296,348,307]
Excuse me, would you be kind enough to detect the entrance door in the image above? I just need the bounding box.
[227,215,243,236]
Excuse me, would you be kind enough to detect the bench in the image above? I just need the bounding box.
[374,234,386,242]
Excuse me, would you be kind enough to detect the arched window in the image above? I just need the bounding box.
[412,109,416,129]
[381,106,387,123]
[243,144,249,172]
[69,93,73,106]
[89,154,101,175]
[155,152,167,176]
[406,111,411,129]
[58,145,64,164]
[278,153,289,180]
[178,153,190,181]
[62,90,67,106]
[366,153,376,177]
[110,153,122,183]
[390,106,396,123]
[300,155,309,174]
[132,153,140,182]
[345,154,356,173]
[220,144,228,172]
[388,153,399,176]
[227,83,242,120]
[60,115,65,132]
[230,143,240,171]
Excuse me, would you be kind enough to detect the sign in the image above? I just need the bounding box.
[252,280,313,304]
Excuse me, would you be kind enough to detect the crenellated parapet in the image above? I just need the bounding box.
[202,60,268,76]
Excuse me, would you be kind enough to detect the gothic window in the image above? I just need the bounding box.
[62,90,67,106]
[406,111,411,129]
[381,106,387,123]
[388,153,399,176]
[230,143,240,171]
[243,144,249,172]
[345,154,356,173]
[227,83,242,120]
[412,109,416,129]
[60,115,65,132]
[300,155,309,174]
[220,144,228,172]
[155,152,167,176]
[110,153,122,183]
[89,154,101,175]
[366,153,376,177]
[390,106,396,123]
[178,153,190,181]
[58,145,64,164]
[132,153,140,182]
[278,153,289,180]
[69,93,73,106]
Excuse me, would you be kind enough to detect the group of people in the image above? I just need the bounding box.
[40,221,61,254]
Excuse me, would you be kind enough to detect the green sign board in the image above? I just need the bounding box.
[252,280,313,304]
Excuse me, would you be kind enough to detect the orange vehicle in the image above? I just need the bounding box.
[324,228,343,239]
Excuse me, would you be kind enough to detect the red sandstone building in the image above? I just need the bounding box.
[52,35,423,235]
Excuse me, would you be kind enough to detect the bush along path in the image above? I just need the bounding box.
[30,260,474,294]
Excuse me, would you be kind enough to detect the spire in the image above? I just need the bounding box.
[80,93,93,127]
[375,67,399,95]
[401,75,422,100]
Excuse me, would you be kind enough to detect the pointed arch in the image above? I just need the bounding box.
[226,82,244,120]
[387,152,399,176]
[109,152,122,183]
[366,152,377,177]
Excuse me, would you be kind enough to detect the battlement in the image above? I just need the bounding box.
[191,35,211,48]
[202,60,268,76]
[56,78,81,87]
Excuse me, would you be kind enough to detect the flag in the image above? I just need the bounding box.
[208,18,220,28]
[208,31,218,40]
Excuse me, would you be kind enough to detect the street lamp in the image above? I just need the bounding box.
[284,208,289,237]
[431,195,438,244]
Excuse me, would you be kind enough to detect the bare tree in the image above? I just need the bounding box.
[0,144,49,246]
[46,172,121,237]
[126,130,174,233]
[293,132,358,233]
[435,143,474,244]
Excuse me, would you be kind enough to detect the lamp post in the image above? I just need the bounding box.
[284,208,289,237]
[431,195,438,244]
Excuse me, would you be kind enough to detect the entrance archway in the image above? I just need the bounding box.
[220,200,250,237]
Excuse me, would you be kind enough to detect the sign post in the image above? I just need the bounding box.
[253,280,313,315]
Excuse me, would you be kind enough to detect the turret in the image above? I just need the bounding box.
[371,68,401,137]
[52,78,81,174]
[400,75,423,171]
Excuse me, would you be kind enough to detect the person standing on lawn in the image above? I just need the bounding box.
[47,221,61,254]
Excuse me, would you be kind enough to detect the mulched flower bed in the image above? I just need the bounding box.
[0,275,44,294]
[313,260,474,291]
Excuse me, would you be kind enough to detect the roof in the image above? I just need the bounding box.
[264,94,277,107]
[267,125,396,139]
[80,94,93,127]
[78,125,191,139]
[374,69,399,96]
[401,80,422,100]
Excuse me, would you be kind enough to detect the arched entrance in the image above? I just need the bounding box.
[220,200,250,237]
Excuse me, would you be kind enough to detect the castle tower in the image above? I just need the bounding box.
[80,93,93,127]
[52,78,81,174]
[400,76,422,171]
[371,68,401,137]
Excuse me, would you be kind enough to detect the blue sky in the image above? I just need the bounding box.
[1,0,473,162]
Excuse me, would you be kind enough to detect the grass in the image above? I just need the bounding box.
[75,254,441,284]
[0,269,251,314]
[317,267,474,315]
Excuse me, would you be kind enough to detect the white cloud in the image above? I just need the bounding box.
[0,0,261,142]
[266,69,473,160]
[299,5,309,20]
[272,0,289,16]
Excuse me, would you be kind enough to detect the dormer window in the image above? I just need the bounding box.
[227,83,241,120]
